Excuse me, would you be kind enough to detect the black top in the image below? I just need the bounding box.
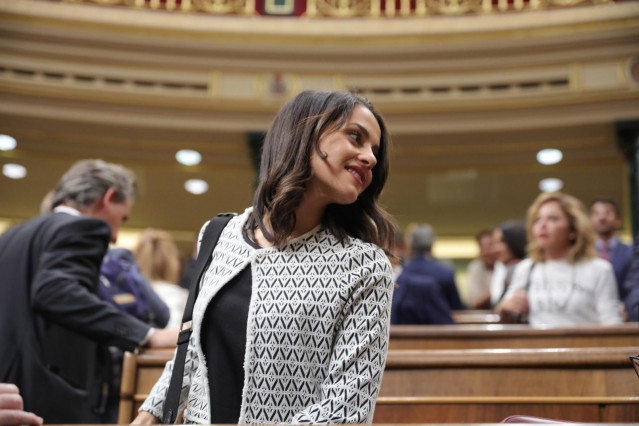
[201,228,259,423]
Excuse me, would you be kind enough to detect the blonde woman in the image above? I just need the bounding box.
[496,192,621,326]
[134,229,188,329]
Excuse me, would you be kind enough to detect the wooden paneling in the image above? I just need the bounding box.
[373,398,612,423]
[119,345,639,423]
[375,346,639,423]
[380,347,639,397]
[389,323,639,350]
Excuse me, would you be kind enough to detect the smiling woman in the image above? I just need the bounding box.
[307,104,380,208]
[246,90,394,250]
[133,90,397,425]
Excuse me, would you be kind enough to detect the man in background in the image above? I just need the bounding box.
[400,224,464,312]
[623,233,639,321]
[590,198,632,300]
[0,159,175,424]
[466,229,495,309]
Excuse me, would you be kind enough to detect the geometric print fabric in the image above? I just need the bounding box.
[140,208,394,424]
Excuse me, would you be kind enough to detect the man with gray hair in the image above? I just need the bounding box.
[0,159,175,424]
[411,224,436,257]
[397,224,464,318]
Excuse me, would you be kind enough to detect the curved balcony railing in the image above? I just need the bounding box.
[60,0,613,17]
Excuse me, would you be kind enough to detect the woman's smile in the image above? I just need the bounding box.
[306,105,381,208]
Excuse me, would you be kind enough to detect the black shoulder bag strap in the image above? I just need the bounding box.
[525,262,536,291]
[162,213,236,424]
[497,261,535,305]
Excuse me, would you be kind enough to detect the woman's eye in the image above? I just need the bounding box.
[349,131,360,142]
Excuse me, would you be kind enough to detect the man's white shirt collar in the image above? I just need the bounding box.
[53,205,82,216]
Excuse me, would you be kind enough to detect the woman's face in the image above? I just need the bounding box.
[532,200,573,257]
[491,228,514,264]
[307,105,381,207]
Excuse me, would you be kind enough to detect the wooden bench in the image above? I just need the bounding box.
[119,346,639,423]
[118,348,174,424]
[374,396,639,423]
[389,323,639,350]
[375,346,639,423]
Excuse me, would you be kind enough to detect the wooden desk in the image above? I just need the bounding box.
[374,396,639,423]
[389,323,639,350]
[375,346,639,423]
[119,346,639,424]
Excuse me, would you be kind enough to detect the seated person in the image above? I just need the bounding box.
[496,192,622,326]
[401,224,464,312]
[466,229,496,309]
[490,220,527,308]
[391,272,454,325]
[134,229,189,329]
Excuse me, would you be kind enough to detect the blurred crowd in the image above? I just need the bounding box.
[391,193,637,326]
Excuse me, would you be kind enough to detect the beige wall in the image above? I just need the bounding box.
[0,0,638,262]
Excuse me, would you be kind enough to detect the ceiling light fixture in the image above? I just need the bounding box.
[536,148,563,165]
[176,149,202,166]
[0,134,17,151]
[539,177,563,192]
[185,179,208,195]
[3,163,27,179]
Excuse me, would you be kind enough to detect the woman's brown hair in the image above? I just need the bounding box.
[134,228,181,284]
[248,90,395,252]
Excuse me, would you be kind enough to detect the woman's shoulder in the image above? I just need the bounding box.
[514,258,535,271]
[577,256,614,274]
[197,209,248,245]
[314,230,390,269]
[317,228,386,253]
[509,258,535,285]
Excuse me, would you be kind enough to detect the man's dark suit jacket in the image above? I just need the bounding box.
[401,255,464,311]
[0,212,151,423]
[623,234,639,321]
[607,239,632,299]
[391,271,455,325]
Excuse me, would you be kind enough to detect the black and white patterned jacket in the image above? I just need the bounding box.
[140,208,394,424]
